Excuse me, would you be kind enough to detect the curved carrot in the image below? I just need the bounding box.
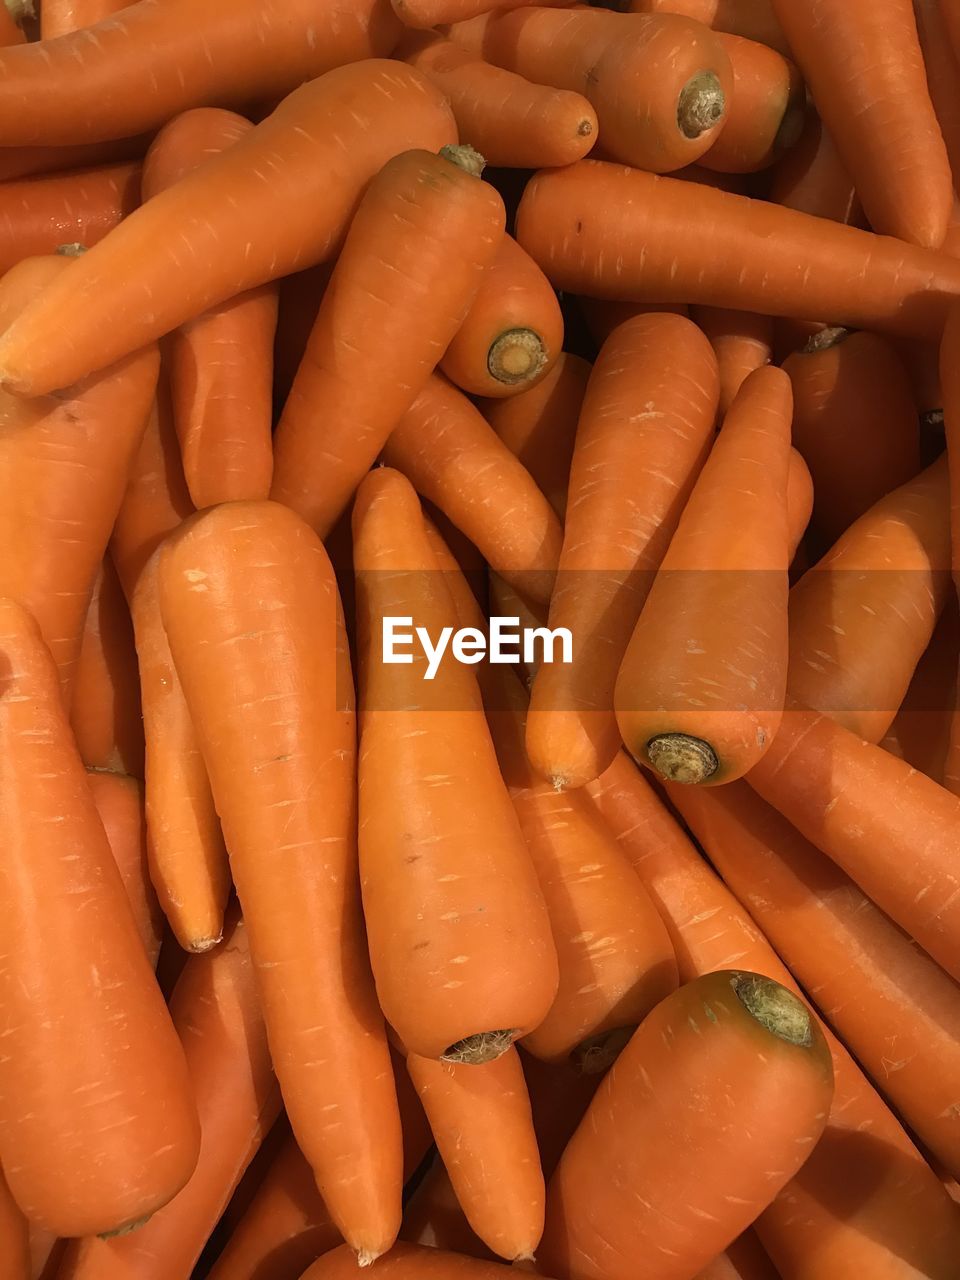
[400,32,597,169]
[0,61,457,397]
[616,366,792,785]
[271,145,505,537]
[448,6,733,173]
[625,0,789,55]
[769,110,862,225]
[701,34,804,173]
[527,313,718,790]
[87,770,163,966]
[0,597,199,1237]
[159,500,401,1263]
[353,467,558,1063]
[302,1243,536,1280]
[143,108,277,507]
[440,234,563,398]
[539,970,834,1280]
[786,447,814,558]
[382,374,563,605]
[691,305,772,416]
[40,0,128,38]
[882,602,959,785]
[515,159,960,339]
[400,1161,495,1261]
[393,0,571,26]
[0,1168,29,1280]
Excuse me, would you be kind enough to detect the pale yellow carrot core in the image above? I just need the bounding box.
[677,72,726,140]
[440,143,487,178]
[646,734,719,785]
[97,1213,153,1241]
[488,329,547,387]
[802,325,850,354]
[442,1029,517,1065]
[731,972,813,1047]
[572,1025,635,1075]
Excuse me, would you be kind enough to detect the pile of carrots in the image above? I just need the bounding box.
[4,0,960,1278]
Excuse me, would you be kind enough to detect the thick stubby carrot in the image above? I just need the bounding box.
[0,62,456,398]
[382,374,563,605]
[57,911,282,1280]
[882,602,959,784]
[143,109,277,507]
[405,1049,544,1262]
[515,160,960,340]
[0,598,199,1237]
[770,0,951,247]
[159,500,401,1264]
[913,1,960,190]
[133,552,230,953]
[41,0,129,38]
[353,468,558,1063]
[70,557,145,775]
[701,34,803,172]
[448,7,732,173]
[87,770,163,966]
[0,255,159,703]
[441,234,563,399]
[394,0,570,26]
[303,1243,545,1280]
[616,366,792,786]
[480,352,591,520]
[401,1161,495,1261]
[691,306,772,416]
[400,32,597,169]
[0,1167,29,1280]
[271,146,505,537]
[770,111,861,225]
[527,313,719,790]
[625,0,789,55]
[539,971,834,1280]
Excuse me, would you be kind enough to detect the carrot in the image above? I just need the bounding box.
[399,32,597,169]
[40,0,129,38]
[87,770,164,966]
[786,447,814,559]
[440,234,563,398]
[769,110,862,225]
[624,0,789,56]
[700,34,803,173]
[480,352,591,520]
[913,0,960,191]
[0,136,147,183]
[393,0,572,27]
[691,306,772,416]
[882,600,959,784]
[938,302,960,794]
[578,298,690,349]
[526,313,718,791]
[70,557,145,775]
[405,1048,544,1262]
[159,500,401,1263]
[616,365,792,785]
[270,145,505,538]
[0,1,27,45]
[939,0,960,62]
[400,1161,495,1261]
[57,910,282,1280]
[0,61,457,398]
[353,467,558,1063]
[143,109,278,507]
[539,970,834,1280]
[302,1242,545,1280]
[30,1229,65,1280]
[487,572,549,689]
[382,374,564,606]
[695,1236,779,1280]
[272,263,333,407]
[0,254,159,703]
[0,1167,29,1280]
[515,159,960,340]
[132,551,231,953]
[448,6,733,173]
[0,597,199,1236]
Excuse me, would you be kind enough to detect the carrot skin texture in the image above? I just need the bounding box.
[625,0,789,55]
[87,770,163,966]
[700,33,804,173]
[270,147,506,538]
[691,305,772,416]
[0,599,200,1236]
[40,0,130,38]
[0,61,457,397]
[303,1242,549,1279]
[0,1167,29,1280]
[769,111,861,225]
[515,160,960,340]
[915,0,960,188]
[401,1160,497,1261]
[394,0,571,27]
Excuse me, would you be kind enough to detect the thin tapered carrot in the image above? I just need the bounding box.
[769,110,862,225]
[57,910,282,1280]
[393,0,571,27]
[40,0,128,38]
[132,551,230,953]
[539,970,834,1280]
[143,109,277,507]
[159,500,402,1264]
[578,298,689,349]
[0,598,199,1237]
[401,1161,495,1261]
[400,32,597,169]
[616,365,792,785]
[0,1167,29,1280]
[448,6,732,173]
[353,467,558,1063]
[624,0,789,56]
[515,160,960,340]
[700,34,803,173]
[87,770,164,966]
[0,61,456,398]
[303,1243,544,1280]
[881,601,959,785]
[270,145,505,537]
[382,374,563,606]
[0,254,159,703]
[526,313,718,791]
[691,306,772,416]
[913,0,960,191]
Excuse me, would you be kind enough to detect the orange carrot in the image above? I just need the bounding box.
[273,262,333,406]
[769,110,862,225]
[401,1161,495,1261]
[515,159,960,339]
[0,1167,29,1280]
[40,0,129,38]
[691,305,772,416]
[695,1236,779,1280]
[882,601,959,784]
[143,109,278,507]
[913,0,960,191]
[786,447,814,559]
[270,145,505,537]
[578,298,690,349]
[393,0,572,26]
[30,1228,65,1280]
[301,1242,545,1280]
[448,6,733,172]
[0,1,28,45]
[87,770,163,966]
[382,374,564,605]
[624,0,789,56]
[939,0,960,62]
[0,136,147,183]
[487,572,549,689]
[0,598,199,1237]
[0,61,457,397]
[700,34,803,172]
[159,500,401,1263]
[440,234,563,398]
[616,366,792,785]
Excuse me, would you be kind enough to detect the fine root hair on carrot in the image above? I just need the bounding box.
[488,328,547,387]
[803,325,851,353]
[646,733,719,785]
[96,1213,152,1241]
[441,1029,518,1065]
[439,142,486,176]
[572,1026,635,1076]
[56,242,87,257]
[677,71,725,139]
[731,973,813,1047]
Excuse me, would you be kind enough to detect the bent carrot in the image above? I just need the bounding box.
[0,1168,29,1280]
[515,160,960,340]
[0,61,456,397]
[625,0,789,56]
[691,305,772,416]
[701,34,803,173]
[0,598,199,1237]
[302,1243,544,1280]
[40,0,129,38]
[616,366,792,785]
[270,145,505,537]
[159,500,401,1264]
[87,770,163,966]
[769,110,862,225]
[440,234,563,398]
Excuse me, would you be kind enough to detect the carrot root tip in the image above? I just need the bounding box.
[440,143,487,178]
[730,972,813,1047]
[802,325,850,354]
[677,72,726,140]
[441,1029,517,1065]
[357,1249,382,1268]
[572,1024,635,1075]
[487,329,548,387]
[96,1213,153,1241]
[645,734,718,785]
[56,242,88,258]
[186,933,224,954]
